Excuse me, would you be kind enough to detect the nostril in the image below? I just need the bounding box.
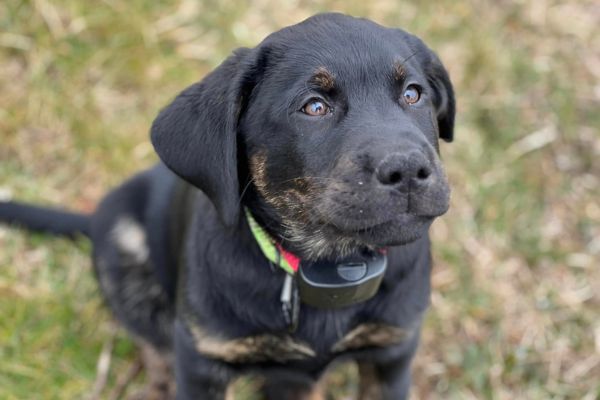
[375,151,432,187]
[388,171,402,185]
[416,167,431,180]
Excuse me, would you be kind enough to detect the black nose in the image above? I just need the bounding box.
[375,151,433,191]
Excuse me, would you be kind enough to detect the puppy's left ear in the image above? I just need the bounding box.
[426,52,455,142]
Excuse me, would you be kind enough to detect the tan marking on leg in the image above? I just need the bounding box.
[188,323,316,363]
[332,323,412,353]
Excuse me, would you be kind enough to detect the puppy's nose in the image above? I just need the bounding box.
[375,151,433,191]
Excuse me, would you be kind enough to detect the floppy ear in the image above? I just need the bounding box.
[151,48,255,227]
[426,52,455,142]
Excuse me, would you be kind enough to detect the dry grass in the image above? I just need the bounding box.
[0,0,598,399]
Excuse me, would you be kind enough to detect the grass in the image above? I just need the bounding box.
[1,0,599,399]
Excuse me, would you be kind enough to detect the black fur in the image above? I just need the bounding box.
[0,13,455,400]
[0,202,90,237]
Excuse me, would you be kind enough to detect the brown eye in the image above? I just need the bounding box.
[403,85,421,105]
[302,99,330,116]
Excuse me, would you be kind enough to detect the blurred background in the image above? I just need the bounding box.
[0,0,598,399]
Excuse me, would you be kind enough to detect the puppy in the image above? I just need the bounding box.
[0,13,454,400]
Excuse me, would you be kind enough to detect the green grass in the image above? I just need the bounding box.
[1,0,599,399]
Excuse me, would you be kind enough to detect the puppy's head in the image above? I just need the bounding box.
[152,13,455,260]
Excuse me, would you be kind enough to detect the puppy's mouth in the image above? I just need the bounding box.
[348,220,392,234]
[321,213,434,247]
[249,169,448,258]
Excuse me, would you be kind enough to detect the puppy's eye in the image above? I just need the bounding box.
[403,85,421,105]
[302,99,330,116]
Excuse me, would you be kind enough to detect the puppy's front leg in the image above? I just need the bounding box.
[173,321,234,400]
[357,360,411,400]
[356,333,420,400]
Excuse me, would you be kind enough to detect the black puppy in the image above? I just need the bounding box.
[0,13,454,400]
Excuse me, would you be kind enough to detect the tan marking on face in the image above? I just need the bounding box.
[188,323,316,363]
[292,176,312,194]
[249,151,268,193]
[332,323,412,353]
[250,152,315,219]
[250,152,344,259]
[393,61,406,81]
[312,67,335,90]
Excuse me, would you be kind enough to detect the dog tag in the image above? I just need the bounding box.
[298,250,387,308]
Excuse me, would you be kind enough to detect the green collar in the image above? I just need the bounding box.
[245,210,300,275]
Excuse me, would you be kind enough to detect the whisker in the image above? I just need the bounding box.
[398,49,422,67]
[237,177,256,206]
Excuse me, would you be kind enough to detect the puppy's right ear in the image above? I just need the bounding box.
[151,48,255,227]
